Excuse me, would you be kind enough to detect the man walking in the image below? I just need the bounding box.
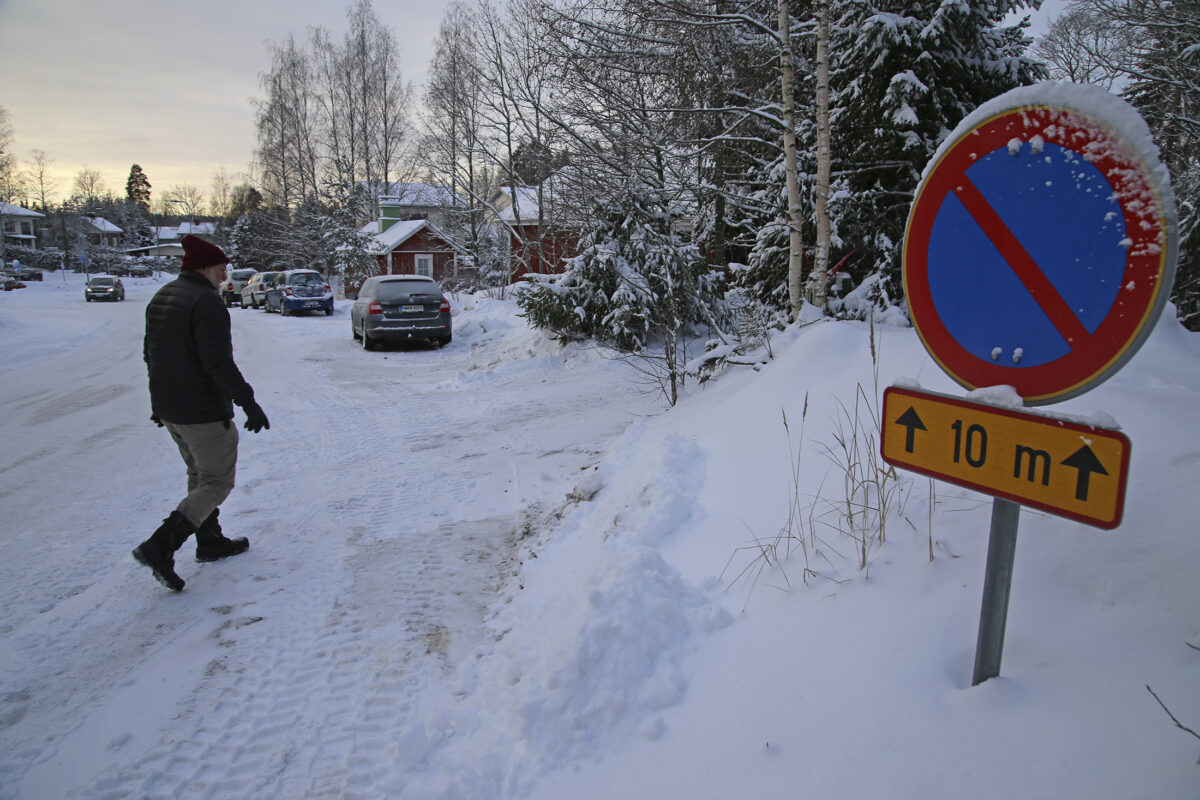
[133,235,270,591]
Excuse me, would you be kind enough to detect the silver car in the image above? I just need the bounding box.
[351,275,452,350]
[240,272,283,309]
[220,267,256,307]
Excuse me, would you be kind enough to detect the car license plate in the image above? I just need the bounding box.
[305,301,319,308]
[402,304,424,312]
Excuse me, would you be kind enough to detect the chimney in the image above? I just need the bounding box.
[379,196,401,232]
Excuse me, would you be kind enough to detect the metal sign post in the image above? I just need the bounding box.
[973,498,1020,685]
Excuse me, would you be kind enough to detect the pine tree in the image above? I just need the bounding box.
[829,0,1044,297]
[125,164,152,212]
[1114,0,1200,329]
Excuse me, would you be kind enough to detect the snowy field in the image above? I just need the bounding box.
[0,272,1197,799]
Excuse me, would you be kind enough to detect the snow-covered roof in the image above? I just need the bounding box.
[0,202,45,218]
[360,219,429,255]
[176,221,216,236]
[155,221,216,242]
[377,182,461,208]
[490,186,542,224]
[86,216,123,234]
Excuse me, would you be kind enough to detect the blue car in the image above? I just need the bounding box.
[265,269,334,316]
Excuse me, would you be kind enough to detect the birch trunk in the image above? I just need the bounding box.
[812,0,832,308]
[779,0,805,321]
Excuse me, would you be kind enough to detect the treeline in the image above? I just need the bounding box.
[247,0,1197,333]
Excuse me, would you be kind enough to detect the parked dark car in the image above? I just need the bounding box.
[2,273,24,291]
[351,275,452,349]
[128,265,153,278]
[12,264,42,281]
[241,271,283,309]
[85,275,125,302]
[219,267,256,307]
[265,269,334,316]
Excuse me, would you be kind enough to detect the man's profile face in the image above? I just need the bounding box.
[199,263,228,288]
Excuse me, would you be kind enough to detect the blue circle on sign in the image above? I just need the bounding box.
[927,142,1127,367]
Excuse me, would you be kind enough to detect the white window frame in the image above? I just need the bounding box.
[414,253,433,277]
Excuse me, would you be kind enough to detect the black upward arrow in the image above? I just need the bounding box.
[1061,445,1109,501]
[895,406,927,453]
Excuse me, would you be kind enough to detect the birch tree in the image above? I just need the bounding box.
[423,2,491,277]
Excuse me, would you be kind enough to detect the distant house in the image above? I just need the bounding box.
[84,216,123,247]
[359,196,458,287]
[124,220,219,261]
[1,202,45,252]
[486,185,578,279]
[154,220,218,243]
[363,182,461,230]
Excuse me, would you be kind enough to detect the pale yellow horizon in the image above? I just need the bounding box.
[0,0,450,208]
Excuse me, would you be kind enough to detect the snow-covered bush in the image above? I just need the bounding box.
[824,271,909,325]
[518,185,725,405]
[518,186,721,353]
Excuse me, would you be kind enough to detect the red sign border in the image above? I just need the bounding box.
[881,386,1132,529]
[904,105,1174,405]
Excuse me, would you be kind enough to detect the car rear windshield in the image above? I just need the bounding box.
[90,277,114,285]
[377,279,441,301]
[291,273,325,287]
[231,269,255,280]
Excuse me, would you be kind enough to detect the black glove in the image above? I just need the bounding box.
[151,414,164,428]
[241,400,270,433]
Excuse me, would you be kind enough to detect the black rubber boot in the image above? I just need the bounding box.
[132,511,196,592]
[194,508,249,563]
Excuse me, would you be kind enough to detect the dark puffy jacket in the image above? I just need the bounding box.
[144,271,255,424]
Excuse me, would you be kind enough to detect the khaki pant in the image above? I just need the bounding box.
[164,420,239,528]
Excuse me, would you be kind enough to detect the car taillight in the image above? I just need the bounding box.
[325,284,332,293]
[439,299,450,313]
[285,287,294,296]
[368,301,382,315]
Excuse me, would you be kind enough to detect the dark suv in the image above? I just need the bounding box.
[85,275,125,302]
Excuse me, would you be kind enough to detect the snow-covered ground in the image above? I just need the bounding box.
[0,272,1197,799]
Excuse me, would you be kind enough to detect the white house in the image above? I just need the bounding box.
[1,201,45,251]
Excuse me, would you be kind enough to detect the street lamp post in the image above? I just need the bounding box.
[0,148,6,271]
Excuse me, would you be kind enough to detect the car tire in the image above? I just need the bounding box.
[325,307,333,316]
[362,327,373,351]
[352,321,361,341]
[86,296,91,302]
[437,334,452,347]
[280,303,290,317]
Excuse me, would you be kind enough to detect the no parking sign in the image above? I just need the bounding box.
[892,84,1178,685]
[904,83,1178,405]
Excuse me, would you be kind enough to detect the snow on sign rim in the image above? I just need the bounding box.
[903,83,1179,405]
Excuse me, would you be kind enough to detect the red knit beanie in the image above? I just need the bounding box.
[180,235,229,271]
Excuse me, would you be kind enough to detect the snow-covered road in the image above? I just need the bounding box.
[3,272,1198,799]
[0,275,658,798]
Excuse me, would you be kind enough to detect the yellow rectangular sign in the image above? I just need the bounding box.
[881,386,1131,529]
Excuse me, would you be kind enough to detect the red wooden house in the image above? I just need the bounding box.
[359,196,458,289]
[487,185,579,280]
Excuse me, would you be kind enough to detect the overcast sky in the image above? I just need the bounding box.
[1,0,1064,209]
[0,0,452,205]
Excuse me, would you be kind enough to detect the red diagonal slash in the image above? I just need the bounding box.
[953,177,1091,347]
